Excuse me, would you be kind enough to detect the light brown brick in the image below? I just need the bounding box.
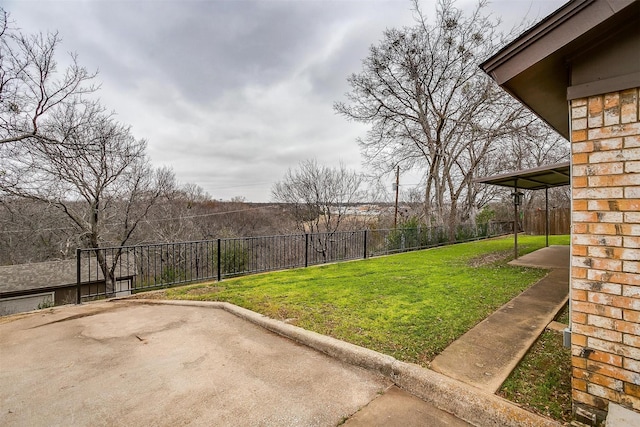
[573,311,588,325]
[595,138,623,151]
[588,223,619,235]
[590,146,640,163]
[586,162,625,175]
[612,295,640,311]
[573,199,588,210]
[589,174,640,187]
[574,141,595,153]
[623,309,640,323]
[589,95,604,127]
[574,164,588,176]
[625,187,640,198]
[623,334,640,347]
[587,246,618,259]
[574,176,588,188]
[624,383,640,399]
[590,372,624,391]
[625,135,640,148]
[609,272,640,286]
[620,88,638,124]
[573,104,588,119]
[573,243,588,255]
[572,255,595,268]
[574,234,622,247]
[623,357,640,372]
[588,383,621,403]
[586,359,640,383]
[573,152,590,164]
[618,200,640,212]
[589,124,640,142]
[591,258,622,272]
[573,267,588,279]
[573,98,588,108]
[587,200,612,211]
[575,323,622,342]
[573,118,588,131]
[573,389,608,410]
[624,212,640,222]
[597,211,624,223]
[587,314,616,330]
[617,318,640,335]
[573,355,588,369]
[582,275,621,293]
[574,301,623,319]
[573,187,624,200]
[622,285,640,298]
[623,261,640,274]
[626,161,640,173]
[573,378,588,392]
[623,237,640,249]
[573,332,588,346]
[587,337,638,359]
[573,289,588,301]
[604,93,621,126]
[617,247,640,260]
[573,211,599,222]
[573,129,588,142]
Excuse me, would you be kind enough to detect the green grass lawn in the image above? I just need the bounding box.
[161,234,569,365]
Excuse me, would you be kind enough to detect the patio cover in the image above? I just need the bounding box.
[474,161,570,258]
[474,161,570,190]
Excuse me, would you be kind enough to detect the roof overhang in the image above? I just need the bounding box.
[480,0,640,140]
[474,162,570,190]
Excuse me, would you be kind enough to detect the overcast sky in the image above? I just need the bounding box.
[5,0,565,202]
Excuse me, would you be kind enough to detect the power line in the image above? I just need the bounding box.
[0,205,278,234]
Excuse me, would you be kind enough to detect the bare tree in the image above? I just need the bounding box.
[0,198,80,264]
[0,8,97,146]
[0,103,174,294]
[335,0,550,239]
[272,160,364,261]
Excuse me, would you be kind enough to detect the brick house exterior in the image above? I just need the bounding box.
[570,89,640,419]
[480,0,640,423]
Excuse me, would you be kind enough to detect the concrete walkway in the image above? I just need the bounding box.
[430,245,570,393]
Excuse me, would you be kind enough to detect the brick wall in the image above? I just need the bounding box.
[570,87,640,421]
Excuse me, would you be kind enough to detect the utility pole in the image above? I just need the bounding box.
[394,165,400,228]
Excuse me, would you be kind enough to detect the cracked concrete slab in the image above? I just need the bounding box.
[0,301,391,426]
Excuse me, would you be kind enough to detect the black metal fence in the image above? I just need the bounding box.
[75,221,512,302]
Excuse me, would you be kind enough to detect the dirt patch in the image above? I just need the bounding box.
[184,286,224,296]
[467,250,511,267]
[127,289,169,299]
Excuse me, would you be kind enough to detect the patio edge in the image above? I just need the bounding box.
[126,299,560,427]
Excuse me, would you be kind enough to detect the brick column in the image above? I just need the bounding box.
[570,88,640,423]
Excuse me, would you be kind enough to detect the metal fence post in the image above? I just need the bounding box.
[363,230,368,259]
[76,248,81,304]
[217,239,221,282]
[304,233,309,267]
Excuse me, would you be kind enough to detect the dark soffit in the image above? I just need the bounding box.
[479,0,639,140]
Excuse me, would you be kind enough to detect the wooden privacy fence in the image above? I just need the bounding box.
[523,208,570,235]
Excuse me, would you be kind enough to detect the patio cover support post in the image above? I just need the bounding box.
[514,182,519,260]
[545,187,550,247]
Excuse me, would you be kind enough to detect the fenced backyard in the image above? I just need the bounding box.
[76,221,512,301]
